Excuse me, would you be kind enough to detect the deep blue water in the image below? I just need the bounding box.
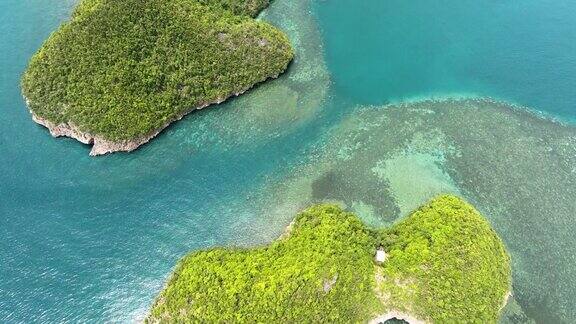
[1,0,576,322]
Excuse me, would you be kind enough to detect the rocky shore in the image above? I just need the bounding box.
[26,78,273,156]
[368,290,511,324]
[369,311,426,324]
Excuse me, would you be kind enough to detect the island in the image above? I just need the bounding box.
[147,195,511,323]
[21,0,293,155]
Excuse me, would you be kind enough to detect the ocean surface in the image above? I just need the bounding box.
[1,0,575,322]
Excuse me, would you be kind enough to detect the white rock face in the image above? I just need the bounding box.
[376,249,387,263]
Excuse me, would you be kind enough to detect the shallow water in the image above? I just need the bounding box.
[1,0,576,322]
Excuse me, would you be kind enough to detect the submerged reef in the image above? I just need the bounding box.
[21,0,293,155]
[254,98,576,322]
[148,195,510,323]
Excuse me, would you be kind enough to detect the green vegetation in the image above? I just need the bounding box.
[376,195,512,323]
[22,0,293,141]
[148,204,380,322]
[148,195,511,323]
[197,0,270,17]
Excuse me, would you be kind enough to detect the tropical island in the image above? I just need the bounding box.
[147,195,511,323]
[21,0,293,155]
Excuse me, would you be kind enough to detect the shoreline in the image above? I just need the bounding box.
[369,289,511,324]
[26,73,280,156]
[28,90,575,156]
[369,311,426,324]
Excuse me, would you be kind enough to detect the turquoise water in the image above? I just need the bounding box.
[315,0,576,120]
[1,0,576,322]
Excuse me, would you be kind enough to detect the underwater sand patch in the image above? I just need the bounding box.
[372,151,459,216]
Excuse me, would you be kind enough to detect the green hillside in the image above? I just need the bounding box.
[148,195,511,323]
[22,0,293,142]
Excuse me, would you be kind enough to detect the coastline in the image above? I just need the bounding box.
[369,311,427,324]
[25,73,280,156]
[368,289,512,324]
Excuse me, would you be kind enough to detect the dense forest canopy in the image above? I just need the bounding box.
[22,0,293,141]
[148,195,511,323]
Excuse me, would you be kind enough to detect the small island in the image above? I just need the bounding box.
[21,0,293,155]
[147,195,511,323]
